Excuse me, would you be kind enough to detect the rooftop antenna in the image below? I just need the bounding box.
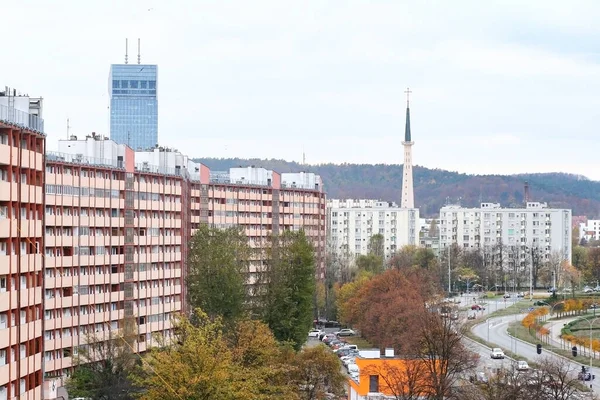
[66,118,71,139]
[137,38,141,64]
[125,38,129,64]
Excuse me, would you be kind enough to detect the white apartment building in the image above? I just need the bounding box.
[579,220,600,243]
[327,199,419,259]
[439,202,572,262]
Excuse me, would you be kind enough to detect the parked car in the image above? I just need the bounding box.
[308,329,323,338]
[467,314,476,320]
[348,363,359,380]
[471,305,485,311]
[547,287,556,293]
[490,348,505,359]
[335,328,356,337]
[584,286,594,293]
[516,292,525,298]
[503,293,511,299]
[322,334,336,343]
[516,361,529,371]
[334,344,358,353]
[534,301,549,306]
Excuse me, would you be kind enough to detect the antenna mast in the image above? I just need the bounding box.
[137,38,141,64]
[125,38,129,64]
[67,118,71,139]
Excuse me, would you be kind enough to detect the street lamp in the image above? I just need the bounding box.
[580,316,600,392]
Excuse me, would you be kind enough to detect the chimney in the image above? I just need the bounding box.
[524,181,530,204]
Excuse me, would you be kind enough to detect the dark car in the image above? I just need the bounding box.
[578,366,593,381]
[324,320,342,328]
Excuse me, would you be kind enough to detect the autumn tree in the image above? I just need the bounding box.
[187,225,250,323]
[368,233,385,259]
[336,270,373,326]
[456,267,478,293]
[418,312,479,400]
[293,344,346,400]
[260,230,316,350]
[341,268,436,352]
[226,319,298,399]
[132,310,303,400]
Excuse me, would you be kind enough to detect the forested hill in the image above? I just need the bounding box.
[194,157,600,218]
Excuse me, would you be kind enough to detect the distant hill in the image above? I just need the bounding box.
[194,158,600,218]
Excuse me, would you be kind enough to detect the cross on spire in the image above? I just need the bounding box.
[404,87,412,107]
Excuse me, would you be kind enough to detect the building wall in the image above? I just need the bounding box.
[439,202,572,262]
[0,123,45,399]
[189,179,327,279]
[43,151,184,383]
[327,199,419,260]
[41,138,326,395]
[579,220,600,242]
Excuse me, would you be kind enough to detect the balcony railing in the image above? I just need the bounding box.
[0,104,44,133]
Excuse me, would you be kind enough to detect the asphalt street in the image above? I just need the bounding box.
[471,313,600,393]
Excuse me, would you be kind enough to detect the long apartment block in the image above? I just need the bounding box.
[0,93,45,399]
[42,136,325,381]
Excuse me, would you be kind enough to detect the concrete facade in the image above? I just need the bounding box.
[439,202,572,262]
[327,199,418,260]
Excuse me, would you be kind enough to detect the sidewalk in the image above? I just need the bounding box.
[546,316,579,349]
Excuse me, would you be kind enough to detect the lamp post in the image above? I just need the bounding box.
[581,316,600,392]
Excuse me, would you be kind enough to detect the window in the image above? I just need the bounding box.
[369,375,379,393]
[149,80,156,89]
[112,80,119,88]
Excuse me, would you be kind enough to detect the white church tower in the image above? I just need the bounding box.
[401,88,414,209]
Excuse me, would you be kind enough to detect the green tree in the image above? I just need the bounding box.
[293,345,346,400]
[66,318,138,399]
[261,230,316,350]
[429,219,439,238]
[356,253,384,274]
[368,233,385,259]
[187,224,250,323]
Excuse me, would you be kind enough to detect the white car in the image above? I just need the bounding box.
[516,360,529,371]
[348,363,359,379]
[490,348,505,359]
[335,328,356,337]
[308,329,323,338]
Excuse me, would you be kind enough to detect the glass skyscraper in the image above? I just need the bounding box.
[109,64,158,150]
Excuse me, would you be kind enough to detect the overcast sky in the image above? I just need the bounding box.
[4,1,600,179]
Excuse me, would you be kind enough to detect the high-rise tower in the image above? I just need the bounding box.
[109,39,158,150]
[401,88,414,209]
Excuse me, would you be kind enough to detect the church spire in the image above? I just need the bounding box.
[404,87,412,142]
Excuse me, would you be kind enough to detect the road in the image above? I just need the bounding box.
[471,313,600,392]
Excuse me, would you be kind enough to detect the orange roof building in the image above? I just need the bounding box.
[348,349,431,400]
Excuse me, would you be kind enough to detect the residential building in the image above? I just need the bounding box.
[109,60,158,150]
[439,202,572,262]
[347,349,429,400]
[40,135,325,397]
[419,217,440,254]
[190,167,327,280]
[327,199,418,260]
[43,137,185,391]
[0,91,45,399]
[579,219,600,243]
